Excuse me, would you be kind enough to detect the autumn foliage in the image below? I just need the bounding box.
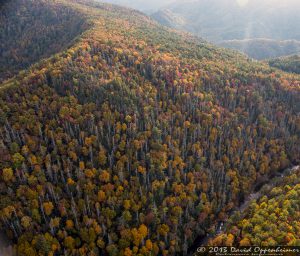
[210,167,300,247]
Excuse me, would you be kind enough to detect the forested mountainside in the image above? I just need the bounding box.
[0,0,89,82]
[219,39,300,60]
[151,0,300,59]
[209,166,300,246]
[269,55,300,74]
[0,0,299,255]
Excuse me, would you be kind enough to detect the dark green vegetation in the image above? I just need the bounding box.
[0,0,299,255]
[210,167,300,246]
[0,0,88,82]
[150,0,300,59]
[269,55,300,74]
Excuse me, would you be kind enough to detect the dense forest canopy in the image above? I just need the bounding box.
[0,0,89,82]
[0,0,299,255]
[269,55,300,74]
[209,166,300,247]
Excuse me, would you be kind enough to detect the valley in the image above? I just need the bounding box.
[188,165,300,253]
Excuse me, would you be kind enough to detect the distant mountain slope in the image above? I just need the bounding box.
[151,0,300,59]
[151,8,185,28]
[219,39,300,60]
[152,0,300,42]
[0,0,88,82]
[0,0,299,255]
[269,54,300,74]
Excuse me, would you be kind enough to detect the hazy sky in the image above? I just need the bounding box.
[101,0,300,11]
[101,0,250,10]
[236,0,248,6]
[100,0,176,12]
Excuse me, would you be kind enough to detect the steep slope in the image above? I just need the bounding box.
[0,0,89,82]
[151,0,300,59]
[269,55,300,74]
[209,166,300,246]
[0,0,299,255]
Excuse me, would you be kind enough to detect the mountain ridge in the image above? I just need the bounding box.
[0,0,89,83]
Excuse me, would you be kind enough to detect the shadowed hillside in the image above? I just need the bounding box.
[0,0,89,82]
